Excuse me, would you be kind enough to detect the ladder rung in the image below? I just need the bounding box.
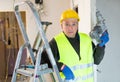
[37,68,53,75]
[16,68,34,77]
[16,67,53,77]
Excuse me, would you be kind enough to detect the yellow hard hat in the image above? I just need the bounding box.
[60,9,80,23]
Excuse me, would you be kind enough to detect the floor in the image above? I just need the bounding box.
[0,75,30,82]
[0,74,55,82]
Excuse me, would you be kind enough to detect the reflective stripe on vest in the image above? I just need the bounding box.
[75,72,94,81]
[71,63,93,70]
[70,63,94,81]
[63,72,94,82]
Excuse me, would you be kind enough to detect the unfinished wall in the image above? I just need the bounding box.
[96,0,120,82]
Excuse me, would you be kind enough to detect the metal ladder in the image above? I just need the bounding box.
[11,1,62,82]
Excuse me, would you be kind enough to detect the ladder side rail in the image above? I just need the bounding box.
[11,43,29,82]
[25,1,62,81]
[14,5,36,64]
[33,46,44,82]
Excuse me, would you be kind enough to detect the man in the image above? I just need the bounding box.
[41,9,109,82]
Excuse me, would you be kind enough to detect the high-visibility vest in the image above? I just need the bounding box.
[54,32,94,82]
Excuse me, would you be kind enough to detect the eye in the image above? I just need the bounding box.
[65,23,69,26]
[72,23,76,26]
[72,23,77,26]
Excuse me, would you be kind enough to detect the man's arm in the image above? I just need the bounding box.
[41,38,64,71]
[92,43,105,65]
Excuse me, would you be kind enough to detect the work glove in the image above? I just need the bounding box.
[61,65,75,80]
[99,31,109,47]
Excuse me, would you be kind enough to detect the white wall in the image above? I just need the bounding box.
[39,0,71,41]
[96,0,120,82]
[0,0,14,11]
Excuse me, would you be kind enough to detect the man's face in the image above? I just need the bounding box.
[61,18,78,38]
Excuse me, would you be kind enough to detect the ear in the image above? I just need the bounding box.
[61,24,63,29]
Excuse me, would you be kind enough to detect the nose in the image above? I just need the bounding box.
[68,25,74,30]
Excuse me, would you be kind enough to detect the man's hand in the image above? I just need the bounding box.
[99,31,109,47]
[61,65,75,80]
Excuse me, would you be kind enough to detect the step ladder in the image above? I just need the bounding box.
[11,1,62,82]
